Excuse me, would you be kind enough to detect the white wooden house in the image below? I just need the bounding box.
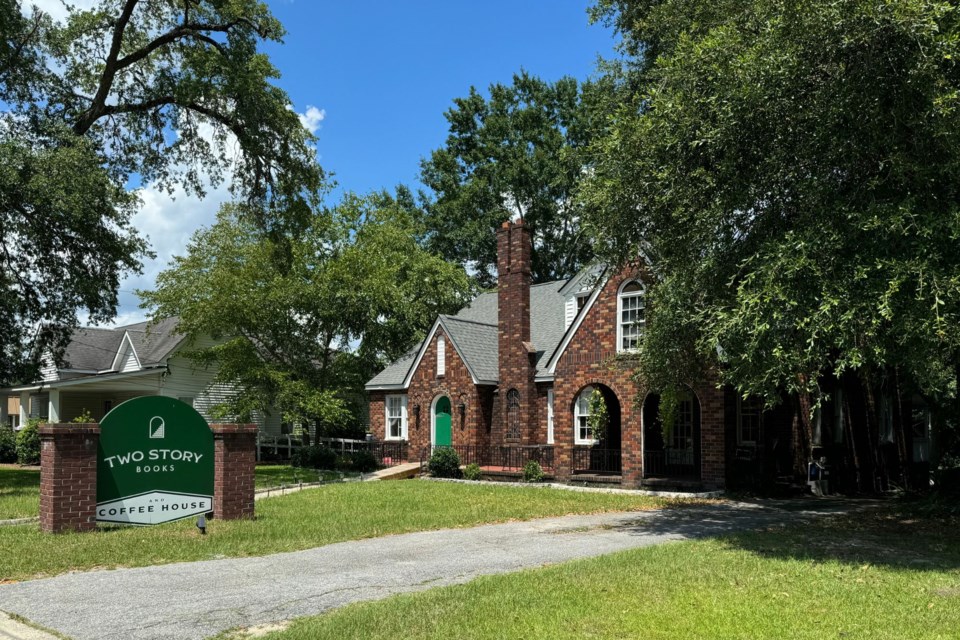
[1,317,281,434]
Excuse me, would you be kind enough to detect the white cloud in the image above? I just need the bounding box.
[106,104,323,326]
[25,0,98,22]
[297,106,326,134]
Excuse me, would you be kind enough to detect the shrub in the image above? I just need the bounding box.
[72,409,95,423]
[428,447,462,478]
[291,445,337,470]
[349,450,378,473]
[0,426,16,463]
[522,460,545,483]
[462,463,482,481]
[16,419,42,465]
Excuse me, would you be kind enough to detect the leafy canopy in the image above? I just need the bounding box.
[421,71,615,287]
[584,0,960,405]
[0,0,321,384]
[141,191,472,431]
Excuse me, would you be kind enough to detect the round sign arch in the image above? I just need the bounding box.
[96,396,214,525]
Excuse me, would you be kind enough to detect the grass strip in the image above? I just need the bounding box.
[0,467,40,520]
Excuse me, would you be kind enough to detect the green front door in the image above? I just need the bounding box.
[435,396,452,446]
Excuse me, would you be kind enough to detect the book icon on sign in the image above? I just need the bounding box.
[149,416,165,439]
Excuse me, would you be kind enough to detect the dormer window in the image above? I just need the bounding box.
[617,281,645,352]
[576,293,589,314]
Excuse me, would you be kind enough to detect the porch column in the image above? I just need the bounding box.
[48,389,61,424]
[19,391,30,426]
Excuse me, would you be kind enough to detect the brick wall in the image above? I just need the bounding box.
[496,220,538,444]
[39,423,99,533]
[553,265,728,488]
[369,328,493,461]
[211,423,256,520]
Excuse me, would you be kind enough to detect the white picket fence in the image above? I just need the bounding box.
[256,434,372,462]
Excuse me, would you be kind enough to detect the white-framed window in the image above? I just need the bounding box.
[437,336,446,377]
[617,281,645,352]
[574,387,598,445]
[178,396,195,408]
[385,395,408,440]
[546,389,555,444]
[576,293,589,314]
[737,396,762,445]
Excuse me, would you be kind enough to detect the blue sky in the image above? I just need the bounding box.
[35,1,617,324]
[266,1,616,198]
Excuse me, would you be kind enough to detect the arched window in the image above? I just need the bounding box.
[506,389,521,440]
[574,387,597,445]
[617,281,645,352]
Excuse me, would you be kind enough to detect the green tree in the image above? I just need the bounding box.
[140,190,472,433]
[585,0,960,488]
[421,72,613,287]
[0,0,322,384]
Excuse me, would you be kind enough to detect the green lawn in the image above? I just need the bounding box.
[0,465,343,520]
[0,467,40,520]
[232,505,960,640]
[253,465,348,489]
[0,480,671,582]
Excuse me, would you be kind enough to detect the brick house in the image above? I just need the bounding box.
[366,219,739,488]
[368,219,937,492]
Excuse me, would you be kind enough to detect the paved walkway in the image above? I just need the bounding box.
[0,501,862,640]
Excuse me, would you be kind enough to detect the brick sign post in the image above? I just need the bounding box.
[39,399,257,533]
[212,424,258,520]
[40,423,100,533]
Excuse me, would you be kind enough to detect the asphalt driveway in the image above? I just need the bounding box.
[0,500,858,640]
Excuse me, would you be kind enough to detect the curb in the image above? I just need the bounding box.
[0,516,39,527]
[0,611,63,639]
[420,476,725,500]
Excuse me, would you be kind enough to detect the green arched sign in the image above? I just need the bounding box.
[96,396,214,525]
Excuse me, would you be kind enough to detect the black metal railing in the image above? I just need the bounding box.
[368,441,408,466]
[420,444,555,472]
[572,447,622,475]
[643,448,696,478]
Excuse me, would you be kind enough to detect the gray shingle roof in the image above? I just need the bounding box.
[61,328,124,370]
[123,317,185,365]
[366,348,419,388]
[60,317,183,372]
[365,279,569,389]
[440,316,498,383]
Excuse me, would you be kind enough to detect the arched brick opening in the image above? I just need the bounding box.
[641,387,702,479]
[570,383,623,476]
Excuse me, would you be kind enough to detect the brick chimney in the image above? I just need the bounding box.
[497,220,536,443]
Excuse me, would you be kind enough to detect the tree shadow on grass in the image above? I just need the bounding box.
[612,497,960,572]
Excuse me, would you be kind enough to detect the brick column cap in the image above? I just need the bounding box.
[39,423,100,435]
[210,423,258,435]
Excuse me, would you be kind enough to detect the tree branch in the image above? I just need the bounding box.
[73,0,140,135]
[114,17,264,73]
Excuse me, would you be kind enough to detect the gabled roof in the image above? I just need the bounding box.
[57,317,183,374]
[365,280,570,391]
[543,268,611,376]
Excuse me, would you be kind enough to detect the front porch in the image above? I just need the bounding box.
[416,443,707,489]
[419,444,556,479]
